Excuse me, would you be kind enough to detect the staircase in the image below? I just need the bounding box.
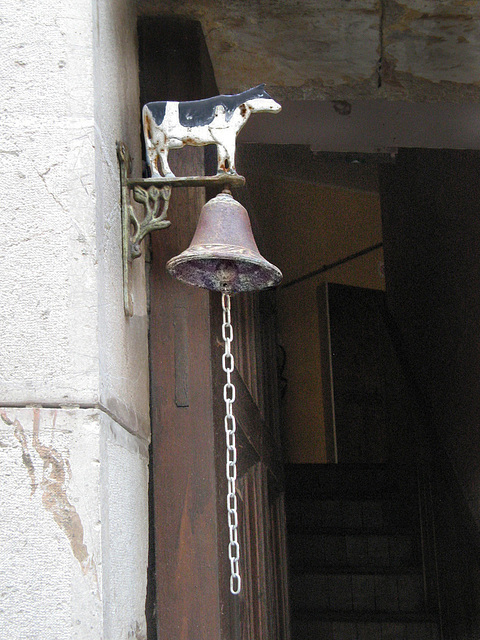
[286,464,441,640]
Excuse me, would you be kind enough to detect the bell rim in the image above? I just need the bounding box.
[167,246,282,277]
[166,245,283,292]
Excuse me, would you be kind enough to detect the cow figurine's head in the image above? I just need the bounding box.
[242,84,282,115]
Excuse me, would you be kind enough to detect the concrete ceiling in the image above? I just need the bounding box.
[239,100,480,152]
[138,0,480,101]
[138,0,480,151]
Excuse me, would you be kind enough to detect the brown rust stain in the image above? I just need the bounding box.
[379,55,404,90]
[144,112,152,139]
[1,411,37,495]
[387,1,476,33]
[31,409,92,572]
[2,409,96,576]
[419,12,474,23]
[385,4,424,34]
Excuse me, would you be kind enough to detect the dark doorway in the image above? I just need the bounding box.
[319,283,402,463]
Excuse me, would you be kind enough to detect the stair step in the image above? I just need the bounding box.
[289,533,417,570]
[286,464,439,639]
[291,617,439,640]
[286,498,418,532]
[291,566,422,576]
[294,611,438,623]
[285,464,412,499]
[290,572,425,613]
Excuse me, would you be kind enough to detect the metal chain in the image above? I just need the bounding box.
[221,293,241,595]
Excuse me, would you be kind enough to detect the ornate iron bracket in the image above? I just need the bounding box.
[117,142,246,316]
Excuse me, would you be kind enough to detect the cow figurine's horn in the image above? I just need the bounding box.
[166,190,282,294]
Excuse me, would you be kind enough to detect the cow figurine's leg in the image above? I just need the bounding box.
[144,124,176,178]
[223,134,237,174]
[145,142,162,178]
[211,125,238,175]
[157,145,175,178]
[216,144,228,174]
[216,137,237,174]
[145,142,175,178]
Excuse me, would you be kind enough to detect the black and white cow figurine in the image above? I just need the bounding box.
[142,85,281,178]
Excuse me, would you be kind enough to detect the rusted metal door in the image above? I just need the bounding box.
[142,16,289,640]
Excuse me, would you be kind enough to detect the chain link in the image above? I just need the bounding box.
[222,293,241,595]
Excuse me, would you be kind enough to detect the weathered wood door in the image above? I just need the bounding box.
[210,291,290,640]
[141,17,289,640]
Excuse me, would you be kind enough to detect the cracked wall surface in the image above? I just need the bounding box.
[138,0,480,101]
[0,0,149,638]
[0,0,98,405]
[0,0,148,437]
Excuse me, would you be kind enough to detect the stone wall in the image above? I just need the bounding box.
[0,0,149,637]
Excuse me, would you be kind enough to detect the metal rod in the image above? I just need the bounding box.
[281,242,383,289]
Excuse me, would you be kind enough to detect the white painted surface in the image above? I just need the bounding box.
[0,0,98,405]
[101,418,149,640]
[0,408,102,639]
[93,0,150,439]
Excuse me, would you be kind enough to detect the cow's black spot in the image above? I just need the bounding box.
[178,85,272,127]
[145,101,167,126]
[144,85,274,129]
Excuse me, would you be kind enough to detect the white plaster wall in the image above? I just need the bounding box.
[101,417,149,640]
[0,0,98,404]
[0,408,102,639]
[0,0,151,637]
[0,408,148,640]
[0,0,149,435]
[93,0,150,439]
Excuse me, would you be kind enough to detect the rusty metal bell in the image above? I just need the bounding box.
[166,190,282,293]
